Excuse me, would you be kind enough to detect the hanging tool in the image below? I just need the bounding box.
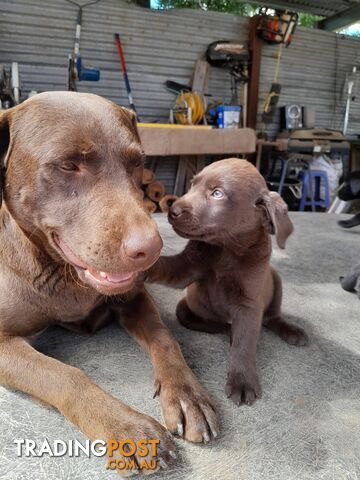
[114,33,139,120]
[0,62,20,108]
[259,8,298,130]
[65,0,101,91]
[258,9,298,46]
[262,44,283,125]
[206,40,249,104]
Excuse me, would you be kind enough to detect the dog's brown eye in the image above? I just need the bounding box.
[59,162,79,172]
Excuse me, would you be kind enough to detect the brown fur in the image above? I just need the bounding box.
[146,158,308,406]
[0,92,218,476]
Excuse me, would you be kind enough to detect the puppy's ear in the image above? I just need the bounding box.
[256,191,293,249]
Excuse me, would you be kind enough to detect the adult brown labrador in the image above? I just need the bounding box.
[0,92,218,476]
[146,158,308,406]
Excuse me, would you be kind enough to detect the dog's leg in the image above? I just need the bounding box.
[176,298,229,334]
[145,247,202,289]
[340,264,360,296]
[264,270,308,346]
[117,288,219,443]
[225,305,262,406]
[338,214,360,229]
[225,305,263,406]
[0,334,175,475]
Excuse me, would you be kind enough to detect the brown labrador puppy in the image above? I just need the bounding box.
[0,92,218,476]
[146,158,308,406]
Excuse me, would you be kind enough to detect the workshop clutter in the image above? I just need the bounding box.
[172,91,206,125]
[142,168,178,214]
[257,8,298,46]
[166,40,248,128]
[66,0,101,92]
[310,154,343,201]
[0,62,20,108]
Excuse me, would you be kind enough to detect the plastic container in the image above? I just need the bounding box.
[216,105,241,129]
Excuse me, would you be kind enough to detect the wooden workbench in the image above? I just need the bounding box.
[138,125,256,195]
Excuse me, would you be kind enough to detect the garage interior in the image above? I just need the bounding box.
[0,1,360,479]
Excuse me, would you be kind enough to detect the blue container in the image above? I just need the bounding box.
[76,56,100,82]
[217,105,241,129]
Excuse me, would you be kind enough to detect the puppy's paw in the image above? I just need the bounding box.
[279,324,309,346]
[155,368,219,444]
[225,371,261,407]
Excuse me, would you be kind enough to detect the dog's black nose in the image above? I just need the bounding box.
[169,205,183,219]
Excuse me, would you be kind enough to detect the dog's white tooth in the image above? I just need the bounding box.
[100,271,107,278]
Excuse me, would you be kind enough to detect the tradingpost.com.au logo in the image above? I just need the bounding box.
[14,438,161,472]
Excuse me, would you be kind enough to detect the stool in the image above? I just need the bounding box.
[298,170,330,211]
[268,155,289,196]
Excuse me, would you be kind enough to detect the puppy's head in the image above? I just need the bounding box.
[0,92,162,295]
[168,158,293,249]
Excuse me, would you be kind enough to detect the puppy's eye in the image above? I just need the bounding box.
[59,162,79,172]
[211,189,224,199]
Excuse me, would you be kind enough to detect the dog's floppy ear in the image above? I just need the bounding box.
[116,106,140,142]
[256,191,293,249]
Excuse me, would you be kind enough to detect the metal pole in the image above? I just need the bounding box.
[114,33,139,120]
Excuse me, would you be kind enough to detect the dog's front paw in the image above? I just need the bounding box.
[225,370,261,406]
[83,399,175,477]
[155,368,219,443]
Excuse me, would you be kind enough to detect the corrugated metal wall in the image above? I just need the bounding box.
[259,27,360,139]
[0,0,248,191]
[0,0,248,118]
[1,0,360,190]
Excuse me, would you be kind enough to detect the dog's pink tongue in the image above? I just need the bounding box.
[106,272,133,283]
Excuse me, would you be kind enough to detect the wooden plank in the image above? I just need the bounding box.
[173,155,207,196]
[247,16,262,130]
[174,156,188,196]
[191,59,209,93]
[138,127,256,156]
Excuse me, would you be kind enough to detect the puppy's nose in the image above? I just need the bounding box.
[169,205,184,219]
[123,232,163,267]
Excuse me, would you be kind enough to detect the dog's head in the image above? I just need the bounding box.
[0,92,163,295]
[168,158,293,249]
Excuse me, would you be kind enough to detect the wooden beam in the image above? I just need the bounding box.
[247,16,262,131]
[318,4,360,31]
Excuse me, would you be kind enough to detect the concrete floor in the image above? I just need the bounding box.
[1,213,359,480]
